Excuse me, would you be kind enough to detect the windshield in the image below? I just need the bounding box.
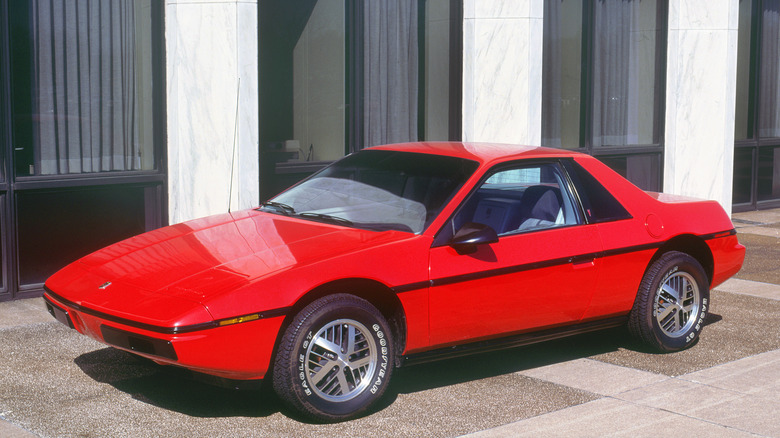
[261,150,478,233]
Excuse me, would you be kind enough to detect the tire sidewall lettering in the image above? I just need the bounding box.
[298,331,314,396]
[295,313,391,404]
[687,296,708,342]
[369,323,389,395]
[651,259,708,349]
[274,295,395,421]
[629,252,711,352]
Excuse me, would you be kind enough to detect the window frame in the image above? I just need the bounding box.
[0,0,11,298]
[560,158,633,224]
[0,0,167,300]
[347,0,463,153]
[7,0,166,181]
[542,0,668,192]
[260,0,464,200]
[432,159,586,247]
[733,0,780,211]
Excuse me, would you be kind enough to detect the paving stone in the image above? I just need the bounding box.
[518,358,667,396]
[615,378,742,416]
[464,398,755,438]
[715,278,780,300]
[681,349,780,395]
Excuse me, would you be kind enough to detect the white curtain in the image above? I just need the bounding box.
[363,1,418,147]
[592,0,632,146]
[592,0,660,147]
[760,0,780,138]
[31,0,146,175]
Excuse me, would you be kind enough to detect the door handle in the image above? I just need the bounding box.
[569,255,595,268]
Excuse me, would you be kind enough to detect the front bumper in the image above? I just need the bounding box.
[43,292,286,380]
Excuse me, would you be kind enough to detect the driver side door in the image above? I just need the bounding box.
[427,161,602,347]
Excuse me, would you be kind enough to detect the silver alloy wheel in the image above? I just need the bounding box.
[654,271,700,337]
[304,318,377,402]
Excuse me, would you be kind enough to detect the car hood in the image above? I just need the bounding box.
[50,209,414,306]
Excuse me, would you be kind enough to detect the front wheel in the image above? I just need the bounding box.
[628,251,710,352]
[272,294,394,422]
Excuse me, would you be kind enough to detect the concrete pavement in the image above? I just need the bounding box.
[464,208,780,437]
[1,209,778,437]
[467,336,780,437]
[466,208,780,437]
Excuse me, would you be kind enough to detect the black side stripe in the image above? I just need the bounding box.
[431,253,602,288]
[44,287,291,335]
[391,280,433,294]
[699,229,738,240]
[392,229,737,293]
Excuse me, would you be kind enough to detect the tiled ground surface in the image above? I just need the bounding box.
[1,209,778,437]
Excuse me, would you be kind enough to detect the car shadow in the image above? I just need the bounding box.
[374,313,724,413]
[74,314,725,421]
[388,327,631,395]
[704,312,723,326]
[74,348,280,418]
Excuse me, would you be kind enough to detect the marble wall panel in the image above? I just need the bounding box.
[664,0,738,214]
[462,0,543,146]
[166,0,259,224]
[464,0,541,20]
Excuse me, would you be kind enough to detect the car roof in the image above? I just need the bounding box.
[367,141,583,166]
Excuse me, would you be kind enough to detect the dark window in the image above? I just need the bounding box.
[9,0,159,177]
[258,0,462,199]
[599,154,660,194]
[17,186,147,285]
[542,0,666,191]
[563,159,632,224]
[0,9,7,297]
[758,146,780,201]
[0,194,5,297]
[734,0,780,210]
[2,0,165,299]
[733,147,754,205]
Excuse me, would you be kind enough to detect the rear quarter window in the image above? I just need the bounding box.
[563,159,632,223]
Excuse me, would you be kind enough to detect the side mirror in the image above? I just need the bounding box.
[450,222,498,255]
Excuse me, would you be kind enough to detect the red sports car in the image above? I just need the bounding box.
[44,142,745,421]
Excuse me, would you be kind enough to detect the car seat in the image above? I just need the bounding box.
[514,185,563,231]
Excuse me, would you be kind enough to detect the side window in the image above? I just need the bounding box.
[562,159,632,223]
[454,163,581,236]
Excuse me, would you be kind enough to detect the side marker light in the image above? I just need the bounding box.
[218,313,261,327]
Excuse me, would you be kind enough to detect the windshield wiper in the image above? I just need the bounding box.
[297,212,353,227]
[260,203,353,227]
[259,201,296,215]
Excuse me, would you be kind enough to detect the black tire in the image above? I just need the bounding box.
[628,251,710,352]
[272,294,394,422]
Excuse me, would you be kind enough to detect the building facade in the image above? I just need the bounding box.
[0,0,777,300]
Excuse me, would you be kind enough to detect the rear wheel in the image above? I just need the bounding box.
[628,251,710,352]
[272,294,394,422]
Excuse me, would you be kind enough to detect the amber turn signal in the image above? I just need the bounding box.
[217,313,260,327]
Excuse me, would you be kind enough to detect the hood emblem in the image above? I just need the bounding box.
[98,281,113,290]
